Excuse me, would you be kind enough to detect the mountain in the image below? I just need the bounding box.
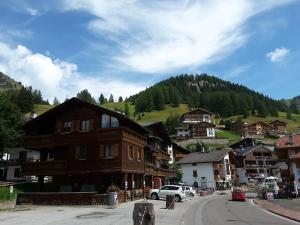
[0,72,22,91]
[129,74,288,117]
[282,95,300,114]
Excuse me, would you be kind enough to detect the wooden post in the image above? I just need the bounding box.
[38,176,44,192]
[166,195,175,210]
[133,202,155,225]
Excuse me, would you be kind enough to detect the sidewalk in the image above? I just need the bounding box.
[253,199,300,223]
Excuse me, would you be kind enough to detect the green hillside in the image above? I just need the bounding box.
[227,111,300,132]
[33,102,300,133]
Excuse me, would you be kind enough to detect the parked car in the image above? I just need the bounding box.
[149,185,186,202]
[182,186,196,197]
[178,181,188,186]
[232,189,246,201]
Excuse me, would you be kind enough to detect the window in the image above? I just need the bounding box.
[128,145,134,159]
[14,168,21,177]
[101,114,119,128]
[63,121,72,132]
[81,120,90,132]
[169,186,180,190]
[193,170,198,177]
[160,186,170,190]
[47,152,54,161]
[111,117,119,128]
[19,151,27,162]
[99,144,119,159]
[192,163,197,166]
[101,114,110,128]
[75,146,87,160]
[137,148,142,161]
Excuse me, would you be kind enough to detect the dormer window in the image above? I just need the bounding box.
[101,114,119,128]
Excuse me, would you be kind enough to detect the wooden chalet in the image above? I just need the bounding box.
[275,134,300,194]
[181,108,215,124]
[176,108,216,140]
[139,122,177,188]
[20,97,172,194]
[235,121,272,138]
[233,144,277,184]
[269,120,287,135]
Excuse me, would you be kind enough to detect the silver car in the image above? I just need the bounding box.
[149,185,186,202]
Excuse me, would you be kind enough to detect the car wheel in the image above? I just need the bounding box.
[151,193,158,200]
[174,194,181,202]
[190,193,194,197]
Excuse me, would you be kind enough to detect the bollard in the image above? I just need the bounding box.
[133,202,155,225]
[166,195,175,210]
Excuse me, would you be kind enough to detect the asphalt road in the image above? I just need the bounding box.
[181,194,299,225]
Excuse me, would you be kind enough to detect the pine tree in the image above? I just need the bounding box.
[17,86,34,113]
[53,97,60,106]
[118,96,123,102]
[124,101,130,117]
[98,93,105,105]
[153,87,165,110]
[109,94,114,102]
[76,89,96,104]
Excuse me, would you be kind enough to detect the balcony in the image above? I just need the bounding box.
[156,168,177,178]
[22,160,67,176]
[22,134,54,149]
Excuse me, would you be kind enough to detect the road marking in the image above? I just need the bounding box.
[249,199,300,225]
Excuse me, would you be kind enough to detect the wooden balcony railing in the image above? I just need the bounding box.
[22,134,54,148]
[22,160,67,176]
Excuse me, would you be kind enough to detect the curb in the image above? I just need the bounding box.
[253,199,300,223]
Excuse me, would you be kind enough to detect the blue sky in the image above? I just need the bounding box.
[0,0,299,102]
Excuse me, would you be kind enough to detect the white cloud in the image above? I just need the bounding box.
[62,0,295,73]
[266,47,290,62]
[0,42,145,101]
[225,63,255,79]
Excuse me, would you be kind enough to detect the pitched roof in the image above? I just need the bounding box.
[270,120,287,125]
[139,121,171,143]
[24,97,149,135]
[242,121,273,128]
[235,144,273,157]
[176,148,232,164]
[182,108,215,116]
[275,134,300,149]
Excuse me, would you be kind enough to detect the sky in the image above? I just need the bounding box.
[0,0,299,102]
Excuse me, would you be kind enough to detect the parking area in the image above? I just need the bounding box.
[0,194,209,225]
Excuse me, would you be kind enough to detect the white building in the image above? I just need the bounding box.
[0,147,39,181]
[176,148,236,189]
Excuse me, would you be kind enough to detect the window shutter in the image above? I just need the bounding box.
[99,145,105,159]
[75,146,80,159]
[57,121,62,133]
[76,120,80,131]
[89,119,93,131]
[114,144,119,158]
[70,121,75,132]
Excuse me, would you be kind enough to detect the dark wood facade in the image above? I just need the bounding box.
[21,98,175,194]
[236,121,272,138]
[141,122,177,188]
[176,108,216,140]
